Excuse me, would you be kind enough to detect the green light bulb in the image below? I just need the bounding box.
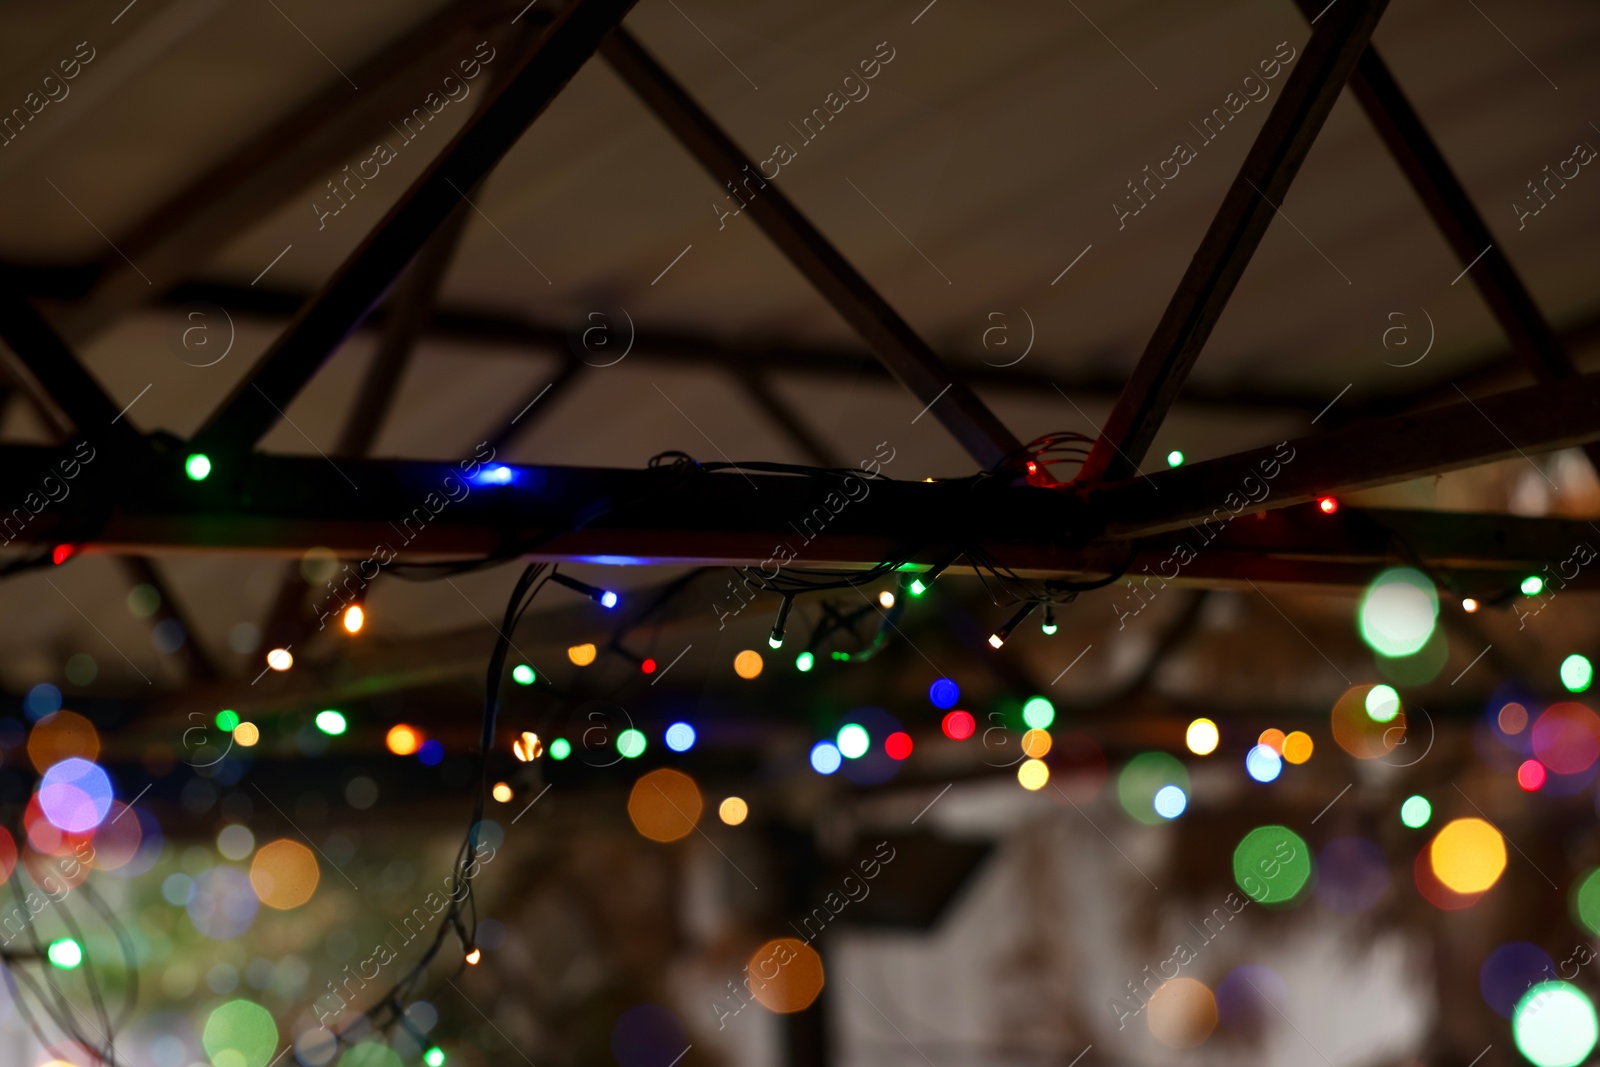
[185,453,212,481]
[795,651,814,672]
[47,938,82,969]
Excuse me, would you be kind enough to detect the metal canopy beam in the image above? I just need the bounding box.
[189,0,638,459]
[600,28,1022,471]
[1078,0,1390,484]
[143,278,1600,422]
[56,0,543,346]
[1093,367,1600,537]
[5,445,1595,591]
[1287,0,1600,474]
[0,289,146,453]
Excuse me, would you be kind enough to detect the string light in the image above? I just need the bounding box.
[46,938,82,969]
[314,709,347,735]
[837,724,869,759]
[1400,794,1431,828]
[1185,718,1219,756]
[641,658,657,674]
[1317,496,1338,514]
[233,722,260,747]
[342,604,364,634]
[266,648,293,671]
[617,729,646,758]
[1561,654,1593,693]
[769,595,794,649]
[988,602,1038,648]
[1522,575,1544,596]
[567,643,597,666]
[51,544,75,565]
[465,948,481,965]
[1166,450,1185,468]
[1462,597,1479,612]
[795,651,814,672]
[511,664,535,685]
[665,723,696,752]
[424,1049,446,1067]
[733,650,764,679]
[1017,759,1049,790]
[809,741,842,775]
[471,465,514,486]
[1041,604,1057,635]
[1022,697,1055,730]
[549,738,571,760]
[491,782,513,803]
[719,797,749,825]
[877,590,895,609]
[551,573,618,609]
[903,553,958,597]
[184,453,212,481]
[941,710,975,741]
[386,724,421,756]
[512,731,542,762]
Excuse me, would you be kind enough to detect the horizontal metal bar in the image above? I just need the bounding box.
[3,445,1593,589]
[1093,367,1600,537]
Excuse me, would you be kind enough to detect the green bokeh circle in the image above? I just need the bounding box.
[1232,825,1313,906]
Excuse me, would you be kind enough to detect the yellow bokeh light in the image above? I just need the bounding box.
[1258,728,1286,754]
[733,650,764,679]
[386,724,420,756]
[1021,729,1052,759]
[748,938,825,1013]
[719,796,749,825]
[266,648,293,671]
[628,769,704,842]
[1430,817,1507,894]
[1282,730,1313,764]
[1185,718,1219,756]
[1147,977,1217,1048]
[567,642,596,666]
[1017,758,1050,791]
[491,782,512,803]
[249,839,320,909]
[232,722,260,747]
[342,604,364,634]
[512,731,542,762]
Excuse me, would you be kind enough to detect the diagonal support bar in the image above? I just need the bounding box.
[1078,0,1389,484]
[600,28,1022,471]
[0,288,147,453]
[190,0,639,459]
[1287,0,1600,474]
[57,0,542,346]
[1092,367,1600,537]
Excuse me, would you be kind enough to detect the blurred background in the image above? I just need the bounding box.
[1,0,1600,1065]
